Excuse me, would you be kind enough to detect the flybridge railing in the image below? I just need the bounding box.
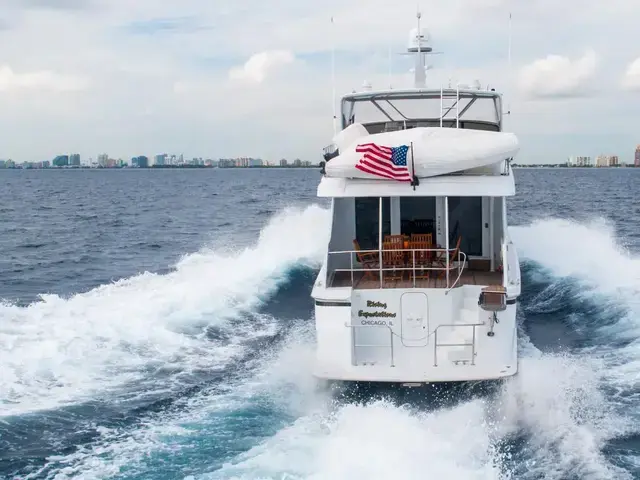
[328,247,467,289]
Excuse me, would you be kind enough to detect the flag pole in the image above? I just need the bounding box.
[410,142,419,190]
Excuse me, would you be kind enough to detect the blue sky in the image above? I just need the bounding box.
[0,0,639,164]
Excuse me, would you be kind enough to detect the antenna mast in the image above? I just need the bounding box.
[408,9,432,88]
[415,11,425,88]
[388,44,392,89]
[505,12,512,127]
[331,16,337,135]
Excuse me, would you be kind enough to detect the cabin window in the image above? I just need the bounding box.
[447,197,483,256]
[355,197,390,250]
[400,197,436,237]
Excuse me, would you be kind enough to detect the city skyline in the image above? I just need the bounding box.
[3,144,640,169]
[0,152,316,169]
[0,1,639,163]
[567,145,640,167]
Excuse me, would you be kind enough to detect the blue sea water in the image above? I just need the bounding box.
[1,167,640,479]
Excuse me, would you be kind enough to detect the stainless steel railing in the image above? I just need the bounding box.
[433,323,480,367]
[328,247,467,289]
[344,322,395,367]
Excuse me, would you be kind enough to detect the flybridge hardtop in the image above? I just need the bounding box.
[325,123,519,180]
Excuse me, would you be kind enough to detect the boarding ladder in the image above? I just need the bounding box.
[440,84,460,128]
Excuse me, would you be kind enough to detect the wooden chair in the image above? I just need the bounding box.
[381,240,405,283]
[383,234,405,249]
[408,233,433,283]
[410,234,433,258]
[353,239,380,282]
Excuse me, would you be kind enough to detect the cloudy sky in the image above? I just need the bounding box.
[0,0,638,164]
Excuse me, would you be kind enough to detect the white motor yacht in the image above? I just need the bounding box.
[311,15,521,385]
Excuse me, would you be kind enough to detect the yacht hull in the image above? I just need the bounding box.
[312,286,518,384]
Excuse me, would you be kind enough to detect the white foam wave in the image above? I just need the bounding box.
[510,218,640,297]
[211,400,507,480]
[0,204,331,416]
[28,322,324,480]
[205,350,627,480]
[509,217,640,475]
[497,353,631,480]
[511,218,640,399]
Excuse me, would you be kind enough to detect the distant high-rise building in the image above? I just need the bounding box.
[154,154,167,166]
[569,156,591,166]
[52,155,69,167]
[596,155,609,167]
[635,145,640,167]
[69,153,81,166]
[131,156,149,167]
[609,155,619,166]
[97,153,108,167]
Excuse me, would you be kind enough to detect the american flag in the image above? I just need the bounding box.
[354,143,412,182]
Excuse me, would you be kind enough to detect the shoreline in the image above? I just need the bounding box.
[0,165,321,170]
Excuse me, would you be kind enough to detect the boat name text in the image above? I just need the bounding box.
[366,300,387,309]
[357,310,397,319]
[355,299,396,324]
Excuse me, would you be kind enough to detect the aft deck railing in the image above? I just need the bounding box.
[328,247,467,289]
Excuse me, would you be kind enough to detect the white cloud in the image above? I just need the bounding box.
[0,65,88,92]
[228,50,295,84]
[517,50,598,99]
[621,57,640,91]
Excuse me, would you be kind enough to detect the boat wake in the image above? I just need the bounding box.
[2,208,639,480]
[0,204,330,417]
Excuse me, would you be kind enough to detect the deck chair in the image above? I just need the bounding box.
[381,238,405,283]
[383,234,406,248]
[353,239,380,282]
[408,233,433,283]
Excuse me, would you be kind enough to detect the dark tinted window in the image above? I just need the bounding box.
[355,197,390,250]
[400,197,436,237]
[448,197,483,256]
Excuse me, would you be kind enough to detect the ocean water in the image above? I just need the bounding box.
[1,167,639,480]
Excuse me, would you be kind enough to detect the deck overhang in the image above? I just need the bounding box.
[317,173,516,198]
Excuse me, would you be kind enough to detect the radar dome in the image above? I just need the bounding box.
[407,27,432,53]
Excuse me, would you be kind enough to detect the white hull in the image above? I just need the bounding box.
[312,281,519,384]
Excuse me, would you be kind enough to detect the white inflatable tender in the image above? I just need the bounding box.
[325,123,520,179]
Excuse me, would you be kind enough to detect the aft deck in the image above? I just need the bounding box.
[330,268,502,289]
